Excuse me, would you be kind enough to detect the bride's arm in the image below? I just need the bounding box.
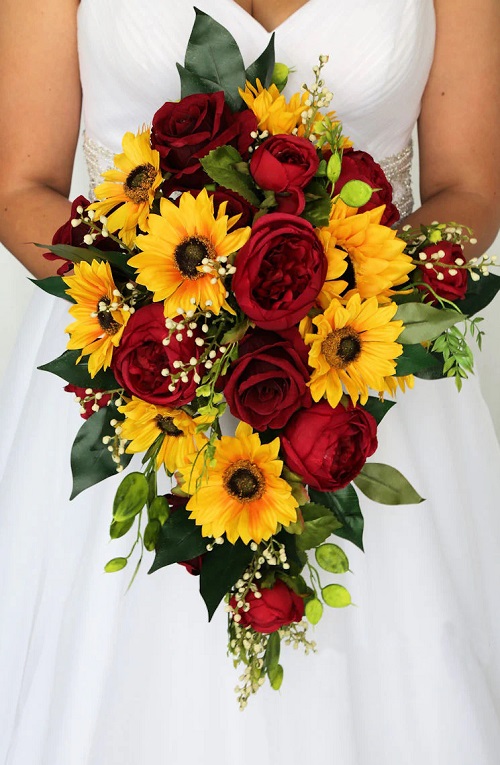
[0,0,81,278]
[403,0,500,256]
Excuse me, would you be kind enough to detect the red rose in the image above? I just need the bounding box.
[250,135,319,214]
[281,400,378,491]
[232,213,328,330]
[111,303,201,407]
[230,579,304,634]
[151,92,257,183]
[64,384,111,419]
[166,494,204,575]
[223,327,312,431]
[417,241,468,303]
[334,149,399,226]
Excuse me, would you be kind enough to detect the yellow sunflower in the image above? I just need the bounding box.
[305,294,403,407]
[118,398,209,474]
[129,189,251,318]
[63,260,130,377]
[317,200,414,307]
[179,422,298,545]
[88,127,162,248]
[239,79,308,135]
[382,374,415,397]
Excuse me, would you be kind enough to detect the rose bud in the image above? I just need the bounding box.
[233,213,328,330]
[64,384,111,419]
[334,149,399,226]
[281,400,378,492]
[417,241,468,303]
[231,579,304,634]
[223,327,312,431]
[111,303,202,407]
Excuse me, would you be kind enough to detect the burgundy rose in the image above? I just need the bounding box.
[232,213,328,330]
[43,195,120,275]
[166,494,204,575]
[334,149,399,226]
[223,327,312,431]
[111,303,201,407]
[230,579,304,634]
[64,383,111,420]
[281,400,378,491]
[417,241,468,303]
[250,134,320,215]
[151,92,257,184]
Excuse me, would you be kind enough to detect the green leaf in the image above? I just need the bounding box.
[149,511,206,573]
[264,631,281,671]
[302,180,333,227]
[109,517,135,539]
[200,146,260,205]
[246,36,276,89]
[459,272,500,318]
[39,349,119,390]
[322,584,351,608]
[144,519,161,552]
[354,463,424,505]
[268,663,284,690]
[315,543,349,574]
[395,342,445,376]
[296,503,342,551]
[70,404,132,499]
[113,472,149,521]
[309,485,364,551]
[305,597,323,625]
[200,540,253,620]
[361,396,396,424]
[30,276,75,303]
[148,496,170,525]
[104,557,128,573]
[39,243,134,277]
[326,153,342,184]
[180,9,247,112]
[339,180,373,208]
[395,303,466,344]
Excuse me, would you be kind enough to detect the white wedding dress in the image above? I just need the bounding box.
[1,1,500,763]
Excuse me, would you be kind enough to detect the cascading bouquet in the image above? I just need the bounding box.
[35,10,499,707]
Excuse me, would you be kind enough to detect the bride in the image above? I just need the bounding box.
[0,1,499,763]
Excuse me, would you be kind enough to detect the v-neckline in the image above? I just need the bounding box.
[226,0,315,34]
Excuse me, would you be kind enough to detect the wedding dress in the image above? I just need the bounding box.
[1,1,500,763]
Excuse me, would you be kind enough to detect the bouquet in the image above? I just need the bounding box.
[35,10,499,707]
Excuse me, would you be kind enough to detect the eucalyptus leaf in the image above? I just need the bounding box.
[395,303,466,344]
[149,511,206,573]
[39,349,119,390]
[104,557,128,573]
[322,584,351,608]
[30,276,75,303]
[354,463,424,505]
[305,598,323,625]
[315,543,349,574]
[200,146,260,205]
[113,472,149,521]
[339,180,373,208]
[200,540,253,620]
[309,485,364,551]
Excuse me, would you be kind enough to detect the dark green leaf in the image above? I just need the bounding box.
[39,349,119,390]
[302,180,333,227]
[296,503,342,551]
[149,510,206,573]
[30,276,75,303]
[459,272,500,318]
[245,35,276,88]
[176,64,225,98]
[39,243,134,277]
[264,632,281,672]
[113,471,149,521]
[361,396,396,424]
[395,303,466,344]
[309,485,364,551]
[395,342,445,376]
[354,462,424,505]
[199,540,253,620]
[200,146,260,205]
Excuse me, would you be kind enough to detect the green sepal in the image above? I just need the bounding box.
[295,503,342,552]
[309,484,364,551]
[246,36,276,89]
[69,403,132,499]
[361,396,396,424]
[199,540,254,620]
[200,146,260,205]
[149,511,206,573]
[395,303,466,344]
[30,276,75,303]
[354,463,424,505]
[395,342,445,377]
[113,472,149,522]
[38,349,119,390]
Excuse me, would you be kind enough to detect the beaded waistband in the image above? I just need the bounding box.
[82,133,414,220]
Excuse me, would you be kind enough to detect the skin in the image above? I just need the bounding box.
[0,0,498,279]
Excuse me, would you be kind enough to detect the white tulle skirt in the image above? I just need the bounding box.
[1,290,500,765]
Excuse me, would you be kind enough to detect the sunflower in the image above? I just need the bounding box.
[316,201,414,307]
[88,127,162,248]
[129,189,251,318]
[239,79,308,135]
[179,422,298,544]
[382,374,415,397]
[118,398,209,474]
[63,260,130,377]
[305,294,403,407]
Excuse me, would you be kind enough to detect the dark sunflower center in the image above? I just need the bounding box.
[96,296,120,335]
[223,459,265,502]
[321,328,362,368]
[156,416,183,437]
[174,237,211,279]
[123,163,157,203]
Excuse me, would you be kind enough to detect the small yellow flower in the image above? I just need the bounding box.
[306,294,403,407]
[118,398,208,474]
[239,79,308,135]
[63,260,129,377]
[88,127,163,248]
[179,422,298,545]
